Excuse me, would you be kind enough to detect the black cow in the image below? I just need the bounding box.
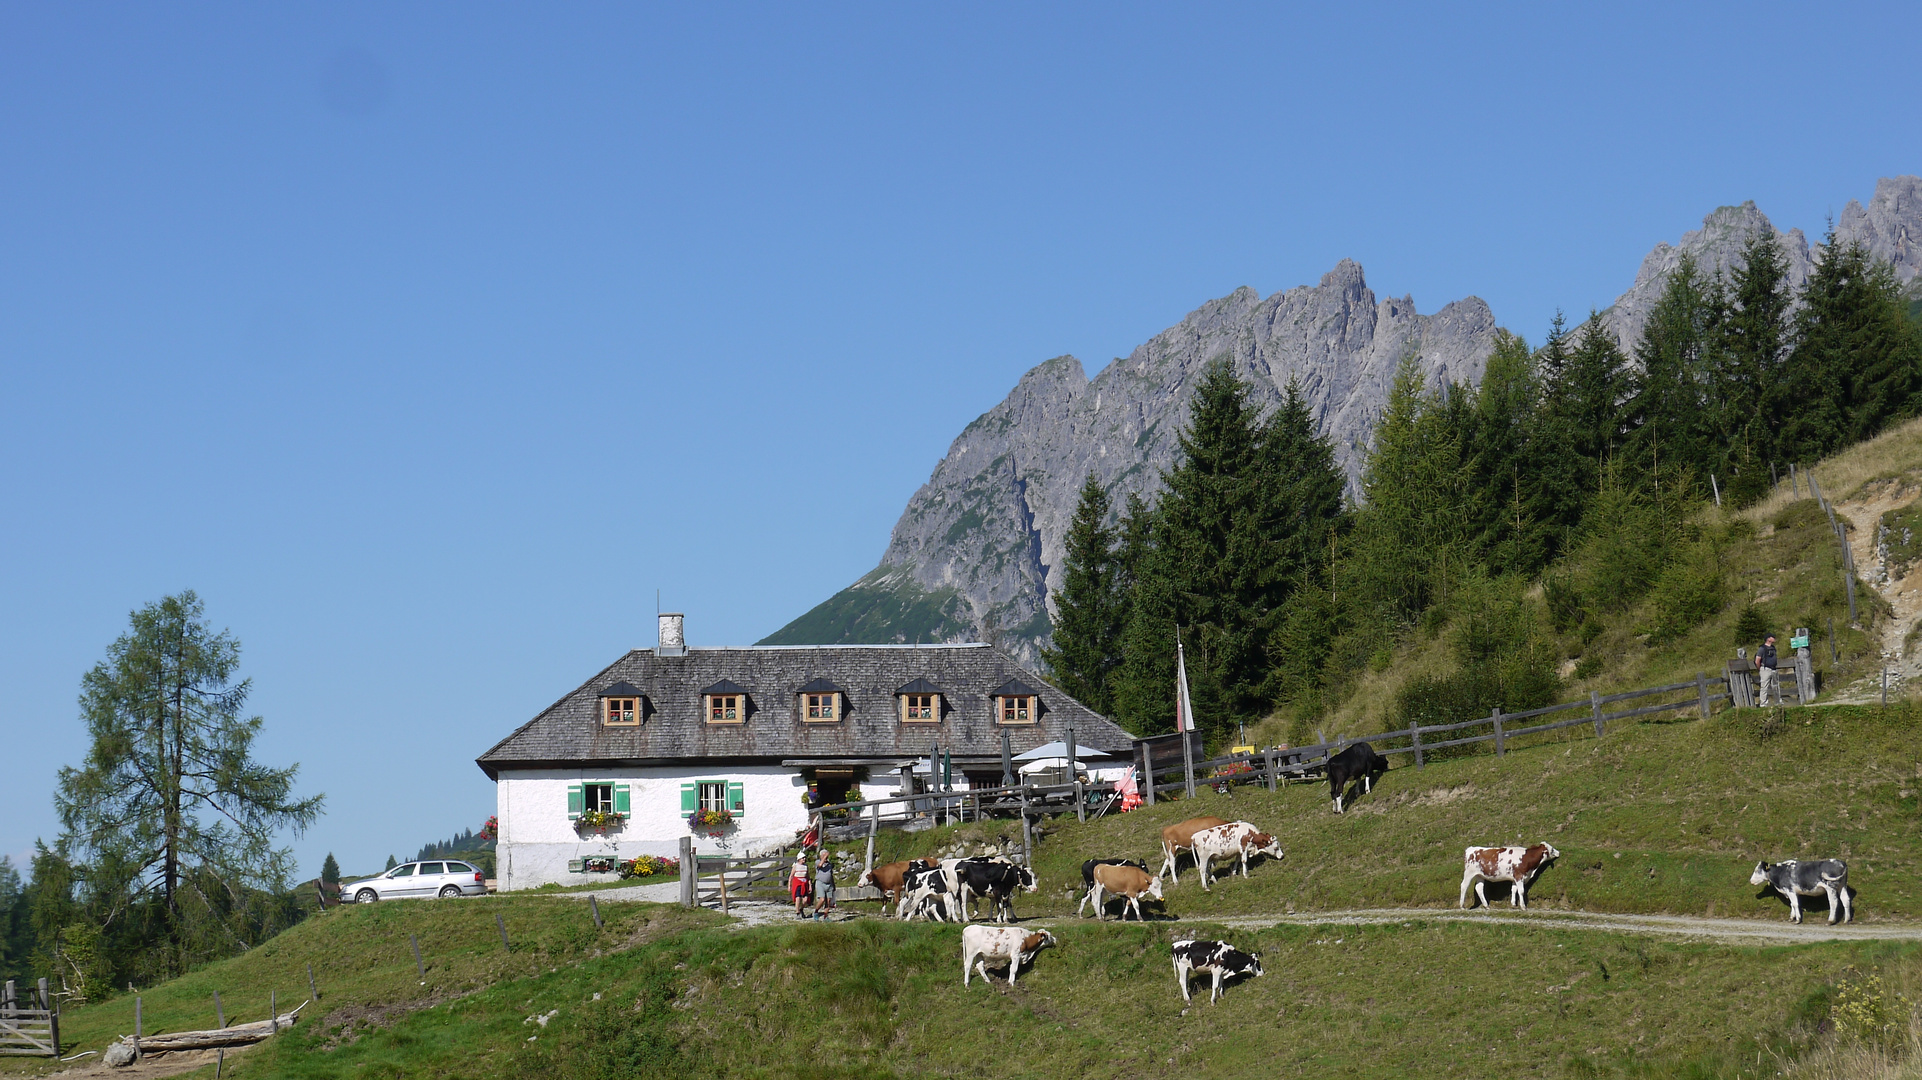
[954,858,1037,922]
[1077,859,1150,917]
[1751,859,1852,924]
[900,863,961,922]
[1328,741,1387,813]
[1171,939,1264,1003]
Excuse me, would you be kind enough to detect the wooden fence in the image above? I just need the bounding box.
[0,979,58,1058]
[671,667,1792,909]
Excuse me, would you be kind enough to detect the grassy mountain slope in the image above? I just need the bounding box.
[757,565,976,648]
[11,704,1922,1079]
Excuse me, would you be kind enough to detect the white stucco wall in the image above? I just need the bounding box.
[495,766,811,890]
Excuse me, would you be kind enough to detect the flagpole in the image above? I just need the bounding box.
[1177,628,1196,798]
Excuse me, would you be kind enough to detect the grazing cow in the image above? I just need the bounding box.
[1751,859,1852,924]
[1076,859,1150,918]
[900,862,962,922]
[1190,822,1284,891]
[1171,939,1264,1003]
[859,858,938,916]
[1083,862,1164,921]
[1158,816,1232,884]
[1459,843,1562,909]
[1328,742,1387,813]
[961,925,1056,987]
[954,857,1038,922]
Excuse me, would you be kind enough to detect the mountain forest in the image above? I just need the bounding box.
[1042,230,1922,747]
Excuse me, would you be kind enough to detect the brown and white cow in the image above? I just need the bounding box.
[859,858,937,916]
[1190,822,1284,891]
[1158,816,1231,884]
[1459,843,1561,909]
[1083,862,1164,921]
[961,925,1056,987]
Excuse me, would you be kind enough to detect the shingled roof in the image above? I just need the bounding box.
[475,643,1134,778]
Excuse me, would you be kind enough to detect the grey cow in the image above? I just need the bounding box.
[1750,859,1852,924]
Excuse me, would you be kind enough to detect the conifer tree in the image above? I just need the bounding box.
[1779,233,1922,459]
[1536,310,1629,545]
[1040,474,1124,713]
[1714,230,1792,499]
[1624,254,1718,488]
[1463,330,1548,572]
[320,853,341,886]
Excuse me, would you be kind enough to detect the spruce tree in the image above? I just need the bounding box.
[1109,360,1344,739]
[385,854,397,871]
[1040,474,1124,713]
[1623,255,1719,489]
[1464,331,1550,573]
[1779,234,1922,458]
[320,852,341,885]
[1714,230,1792,498]
[1536,310,1629,546]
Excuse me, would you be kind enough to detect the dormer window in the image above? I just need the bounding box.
[991,678,1040,725]
[599,681,644,726]
[797,678,844,723]
[701,679,747,725]
[896,678,943,723]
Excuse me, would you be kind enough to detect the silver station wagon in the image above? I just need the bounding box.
[351,860,488,902]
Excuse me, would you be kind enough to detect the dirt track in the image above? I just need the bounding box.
[1190,907,1922,945]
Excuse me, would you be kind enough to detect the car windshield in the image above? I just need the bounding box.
[389,864,415,878]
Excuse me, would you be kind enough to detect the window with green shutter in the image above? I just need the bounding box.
[728,781,745,813]
[680,782,697,812]
[567,783,584,819]
[614,784,631,814]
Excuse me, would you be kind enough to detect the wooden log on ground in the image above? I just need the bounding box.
[113,1002,306,1055]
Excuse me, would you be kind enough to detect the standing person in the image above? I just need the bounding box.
[1757,634,1780,706]
[790,850,812,919]
[811,850,836,920]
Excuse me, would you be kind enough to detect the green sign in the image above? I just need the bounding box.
[1789,635,1810,649]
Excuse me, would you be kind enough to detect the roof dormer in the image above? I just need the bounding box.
[797,677,845,722]
[598,680,647,726]
[896,677,943,723]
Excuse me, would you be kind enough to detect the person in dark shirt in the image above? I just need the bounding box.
[1757,634,1779,706]
[810,851,836,920]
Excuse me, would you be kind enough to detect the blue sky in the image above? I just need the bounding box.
[3,3,1917,878]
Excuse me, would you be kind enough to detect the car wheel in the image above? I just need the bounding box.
[438,885,462,899]
[356,888,378,903]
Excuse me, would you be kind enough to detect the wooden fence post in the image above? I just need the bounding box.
[496,912,510,949]
[589,895,604,929]
[410,935,425,983]
[1019,787,1034,868]
[1073,780,1086,823]
[1591,691,1604,737]
[1411,725,1424,768]
[1696,672,1711,719]
[1140,742,1155,806]
[307,963,319,1002]
[3,979,14,1012]
[1492,708,1504,756]
[270,990,277,1036]
[214,991,225,1029]
[135,995,142,1049]
[864,802,878,875]
[1265,750,1278,792]
[679,836,695,908]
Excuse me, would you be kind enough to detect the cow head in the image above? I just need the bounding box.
[1539,843,1562,864]
[1249,833,1284,860]
[1017,867,1039,892]
[1147,876,1165,901]
[1022,930,1057,953]
[1245,954,1266,978]
[1749,861,1772,886]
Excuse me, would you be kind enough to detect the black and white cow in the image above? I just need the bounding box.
[899,862,962,922]
[954,857,1038,922]
[1750,859,1852,924]
[1171,939,1264,1004]
[1327,742,1387,813]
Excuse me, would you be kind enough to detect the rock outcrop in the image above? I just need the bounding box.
[760,260,1498,663]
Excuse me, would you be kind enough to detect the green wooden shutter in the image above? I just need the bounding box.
[728,781,745,813]
[567,783,584,819]
[614,784,631,814]
[680,782,697,812]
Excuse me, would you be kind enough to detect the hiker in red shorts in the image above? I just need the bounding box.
[790,850,812,918]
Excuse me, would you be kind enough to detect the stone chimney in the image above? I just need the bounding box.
[657,612,686,657]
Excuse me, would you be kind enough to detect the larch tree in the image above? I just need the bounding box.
[55,591,323,976]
